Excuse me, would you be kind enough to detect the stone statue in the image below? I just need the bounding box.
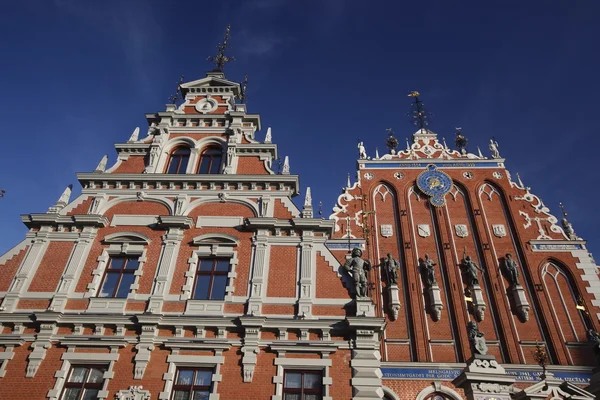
[467,321,488,356]
[502,253,520,286]
[489,138,500,159]
[419,254,437,287]
[587,329,600,366]
[358,142,368,160]
[343,247,371,298]
[381,253,400,285]
[461,255,484,287]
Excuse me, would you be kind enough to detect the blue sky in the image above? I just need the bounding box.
[0,1,599,260]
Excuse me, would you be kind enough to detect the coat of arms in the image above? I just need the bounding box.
[492,224,506,238]
[455,224,468,238]
[418,224,431,238]
[380,224,393,238]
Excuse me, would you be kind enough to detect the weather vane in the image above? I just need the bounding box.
[207,24,235,71]
[407,91,431,130]
[168,75,185,104]
[238,75,249,103]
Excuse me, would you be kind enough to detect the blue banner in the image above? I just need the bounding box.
[363,161,502,169]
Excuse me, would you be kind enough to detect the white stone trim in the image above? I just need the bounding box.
[0,239,29,264]
[110,215,159,227]
[86,245,147,312]
[159,352,225,400]
[382,386,400,400]
[415,381,463,400]
[0,345,16,378]
[196,216,244,228]
[47,348,120,400]
[181,239,239,313]
[271,356,333,400]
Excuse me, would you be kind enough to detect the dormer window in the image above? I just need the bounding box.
[167,147,190,174]
[198,147,222,174]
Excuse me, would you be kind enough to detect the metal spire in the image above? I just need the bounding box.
[207,24,235,71]
[407,91,431,130]
[168,75,185,104]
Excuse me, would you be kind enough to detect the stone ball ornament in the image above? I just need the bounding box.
[416,164,453,207]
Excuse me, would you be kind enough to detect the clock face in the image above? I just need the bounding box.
[416,165,453,207]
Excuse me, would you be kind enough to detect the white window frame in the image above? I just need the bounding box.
[159,352,224,400]
[272,357,333,400]
[182,235,239,316]
[86,237,148,314]
[47,349,119,400]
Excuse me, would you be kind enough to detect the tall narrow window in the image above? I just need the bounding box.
[198,147,222,174]
[283,370,322,400]
[167,147,190,174]
[172,368,213,400]
[193,258,229,300]
[61,366,106,400]
[99,256,139,298]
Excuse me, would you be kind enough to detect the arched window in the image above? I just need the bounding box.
[424,393,452,400]
[166,147,190,174]
[198,147,222,174]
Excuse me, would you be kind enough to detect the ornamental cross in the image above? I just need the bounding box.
[207,24,235,71]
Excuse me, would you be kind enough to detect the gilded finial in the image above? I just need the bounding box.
[207,24,235,71]
[168,75,185,104]
[407,91,431,130]
[454,127,468,155]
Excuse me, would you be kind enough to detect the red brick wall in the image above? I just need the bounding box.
[0,245,28,292]
[111,155,146,174]
[29,241,75,292]
[236,157,269,174]
[266,246,297,297]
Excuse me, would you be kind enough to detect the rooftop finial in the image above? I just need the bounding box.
[302,187,313,218]
[559,201,568,217]
[347,173,351,188]
[207,24,234,72]
[168,75,185,104]
[238,75,248,103]
[454,127,468,155]
[385,128,398,155]
[559,202,579,240]
[407,91,431,130]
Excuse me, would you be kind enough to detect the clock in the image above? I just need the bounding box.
[416,164,453,207]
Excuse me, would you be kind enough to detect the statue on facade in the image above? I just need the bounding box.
[587,329,600,366]
[467,321,488,356]
[502,253,520,286]
[358,141,368,160]
[489,138,500,159]
[419,254,437,287]
[461,255,484,287]
[343,248,371,298]
[380,253,400,285]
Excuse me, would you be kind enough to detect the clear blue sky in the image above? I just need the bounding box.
[1,1,599,260]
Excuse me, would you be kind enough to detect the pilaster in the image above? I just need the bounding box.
[347,317,386,400]
[298,234,316,318]
[248,233,269,315]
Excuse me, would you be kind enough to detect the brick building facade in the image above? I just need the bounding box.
[0,63,599,399]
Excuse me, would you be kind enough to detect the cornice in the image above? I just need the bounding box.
[77,173,299,195]
[246,217,335,234]
[21,214,108,229]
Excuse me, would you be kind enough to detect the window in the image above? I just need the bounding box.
[198,147,222,174]
[193,258,229,300]
[424,393,450,400]
[172,368,212,400]
[167,147,191,174]
[61,366,105,400]
[283,370,322,400]
[99,256,139,298]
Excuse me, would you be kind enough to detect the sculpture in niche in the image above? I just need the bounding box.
[502,253,520,286]
[467,321,488,356]
[419,254,437,287]
[343,247,372,298]
[380,253,400,285]
[461,255,484,287]
[587,329,600,366]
